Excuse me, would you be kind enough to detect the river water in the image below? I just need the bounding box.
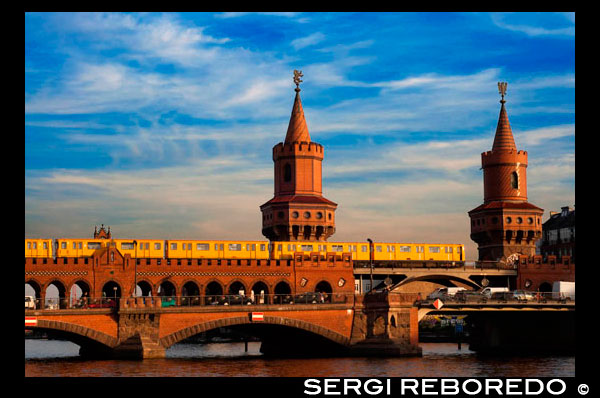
[25,340,575,378]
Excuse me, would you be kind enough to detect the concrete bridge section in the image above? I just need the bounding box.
[416,300,575,354]
[24,293,422,359]
[353,262,517,291]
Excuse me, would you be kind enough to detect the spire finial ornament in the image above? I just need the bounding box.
[293,69,303,92]
[498,81,508,104]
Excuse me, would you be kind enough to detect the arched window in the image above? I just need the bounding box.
[511,171,518,189]
[284,163,292,182]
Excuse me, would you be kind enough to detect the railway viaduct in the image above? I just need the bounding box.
[25,245,575,358]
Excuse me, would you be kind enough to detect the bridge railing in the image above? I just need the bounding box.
[416,290,575,306]
[25,293,358,311]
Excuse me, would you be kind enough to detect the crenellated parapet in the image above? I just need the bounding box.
[273,141,324,160]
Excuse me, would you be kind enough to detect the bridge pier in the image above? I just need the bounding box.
[348,292,422,357]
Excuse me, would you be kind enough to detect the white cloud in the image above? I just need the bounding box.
[291,32,326,50]
[491,13,575,37]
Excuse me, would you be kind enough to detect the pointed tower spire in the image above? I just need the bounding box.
[284,70,311,144]
[492,82,517,152]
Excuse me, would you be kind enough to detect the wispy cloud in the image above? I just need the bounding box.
[491,12,575,37]
[291,32,326,50]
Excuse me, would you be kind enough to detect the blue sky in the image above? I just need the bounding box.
[25,12,575,260]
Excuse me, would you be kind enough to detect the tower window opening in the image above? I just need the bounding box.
[511,171,518,189]
[284,163,292,182]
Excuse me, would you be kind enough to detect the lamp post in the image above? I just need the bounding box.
[133,240,138,297]
[367,238,373,293]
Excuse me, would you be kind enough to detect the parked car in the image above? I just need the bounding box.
[427,287,466,300]
[513,290,536,301]
[25,296,36,310]
[87,299,116,308]
[161,297,177,307]
[294,292,326,304]
[490,291,512,301]
[455,290,486,303]
[480,287,509,298]
[552,281,575,301]
[216,294,253,305]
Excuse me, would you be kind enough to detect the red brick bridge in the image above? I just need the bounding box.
[25,246,421,358]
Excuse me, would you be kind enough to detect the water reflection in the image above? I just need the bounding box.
[25,340,574,378]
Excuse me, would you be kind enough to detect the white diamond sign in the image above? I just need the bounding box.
[433,299,444,309]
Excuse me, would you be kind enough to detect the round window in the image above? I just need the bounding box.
[506,217,512,224]
[304,211,311,219]
[292,211,299,219]
[516,217,523,224]
[316,212,323,219]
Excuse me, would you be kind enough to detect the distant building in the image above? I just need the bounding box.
[538,206,575,262]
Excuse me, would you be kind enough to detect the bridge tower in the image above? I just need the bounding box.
[468,83,544,261]
[260,71,337,241]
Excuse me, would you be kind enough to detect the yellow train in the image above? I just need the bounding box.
[25,238,464,262]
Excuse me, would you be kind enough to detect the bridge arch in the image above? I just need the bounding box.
[135,279,154,296]
[29,319,118,349]
[101,280,122,299]
[158,279,177,296]
[44,278,68,309]
[25,278,42,298]
[227,279,247,295]
[159,315,350,349]
[391,274,481,291]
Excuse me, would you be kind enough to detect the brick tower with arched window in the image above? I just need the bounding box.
[260,72,337,242]
[468,83,544,262]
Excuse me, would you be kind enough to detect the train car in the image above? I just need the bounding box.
[367,242,464,262]
[165,240,270,259]
[271,241,464,262]
[25,239,53,258]
[112,239,165,258]
[55,238,108,257]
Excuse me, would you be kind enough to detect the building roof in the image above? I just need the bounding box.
[261,194,337,208]
[468,200,543,214]
[491,100,517,152]
[543,207,575,229]
[284,88,311,144]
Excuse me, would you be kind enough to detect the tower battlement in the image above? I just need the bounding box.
[481,149,528,167]
[273,141,324,159]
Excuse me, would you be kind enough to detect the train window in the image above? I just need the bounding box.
[387,246,395,252]
[121,242,134,250]
[155,243,161,250]
[73,242,76,249]
[171,243,177,250]
[88,242,101,249]
[301,245,313,251]
[376,246,382,252]
[429,246,440,253]
[278,244,282,251]
[260,244,266,251]
[61,242,67,249]
[43,242,48,249]
[288,244,296,251]
[27,242,31,249]
[197,243,209,251]
[445,246,453,253]
[416,246,424,253]
[331,245,343,252]
[229,244,242,251]
[400,246,411,252]
[362,245,368,252]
